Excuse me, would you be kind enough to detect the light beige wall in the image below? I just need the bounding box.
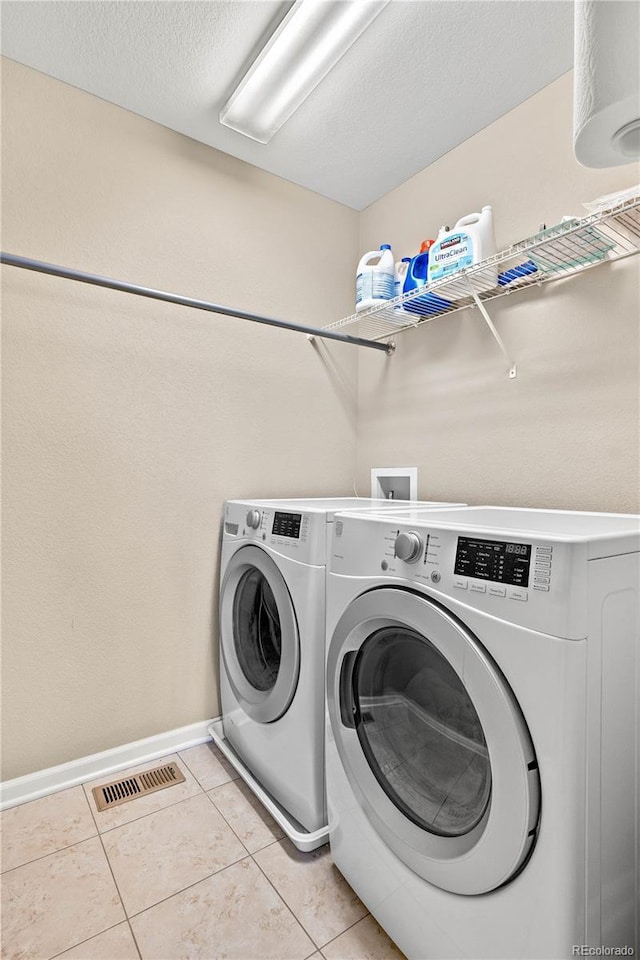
[1,58,358,780]
[358,73,640,513]
[3,61,640,784]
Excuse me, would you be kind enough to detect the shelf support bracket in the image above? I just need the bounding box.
[468,286,517,379]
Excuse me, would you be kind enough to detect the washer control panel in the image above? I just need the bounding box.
[330,513,587,637]
[452,541,554,599]
[454,536,531,587]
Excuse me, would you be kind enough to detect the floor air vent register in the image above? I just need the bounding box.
[92,763,186,812]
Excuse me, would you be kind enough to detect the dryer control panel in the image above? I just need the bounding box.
[223,501,326,565]
[272,511,302,539]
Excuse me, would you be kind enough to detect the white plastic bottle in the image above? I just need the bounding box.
[427,206,498,295]
[392,257,413,319]
[394,257,412,299]
[355,244,395,312]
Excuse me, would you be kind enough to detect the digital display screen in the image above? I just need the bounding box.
[505,542,528,555]
[272,512,302,539]
[454,537,531,587]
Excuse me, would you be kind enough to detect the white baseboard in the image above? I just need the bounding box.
[0,718,218,811]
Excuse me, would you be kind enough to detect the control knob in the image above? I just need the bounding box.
[246,509,262,530]
[394,531,423,563]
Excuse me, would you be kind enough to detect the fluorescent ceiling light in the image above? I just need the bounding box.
[219,0,390,144]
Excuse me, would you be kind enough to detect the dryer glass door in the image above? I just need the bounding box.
[221,545,300,723]
[233,568,282,693]
[327,588,540,895]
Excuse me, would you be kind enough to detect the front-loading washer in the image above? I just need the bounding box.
[209,497,466,851]
[325,505,639,957]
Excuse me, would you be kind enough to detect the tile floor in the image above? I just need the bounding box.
[1,742,406,960]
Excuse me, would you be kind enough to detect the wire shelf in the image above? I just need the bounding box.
[324,193,640,343]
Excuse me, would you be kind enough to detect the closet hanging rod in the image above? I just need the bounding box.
[0,253,394,355]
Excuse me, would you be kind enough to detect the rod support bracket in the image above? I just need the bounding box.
[385,340,396,355]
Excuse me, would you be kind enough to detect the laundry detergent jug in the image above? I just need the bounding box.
[401,240,431,315]
[390,257,414,322]
[427,206,498,296]
[355,244,394,312]
[403,240,434,295]
[394,258,412,299]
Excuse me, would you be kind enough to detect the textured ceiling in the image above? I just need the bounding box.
[1,1,574,210]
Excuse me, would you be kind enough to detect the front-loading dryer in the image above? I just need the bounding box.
[210,498,466,851]
[326,505,640,958]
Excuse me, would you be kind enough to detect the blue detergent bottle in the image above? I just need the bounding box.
[402,239,451,316]
[403,240,433,294]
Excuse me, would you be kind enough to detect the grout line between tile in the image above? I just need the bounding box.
[88,787,204,836]
[250,833,284,853]
[82,776,145,960]
[0,783,100,875]
[250,845,320,951]
[0,831,100,875]
[203,785,253,853]
[203,786,284,857]
[84,781,146,950]
[94,819,131,924]
[8,818,128,960]
[83,779,101,835]
[97,793,253,919]
[176,748,239,793]
[81,780,132,950]
[47,919,131,960]
[125,853,254,920]
[318,911,373,952]
[126,917,143,960]
[0,834,103,878]
[253,839,365,952]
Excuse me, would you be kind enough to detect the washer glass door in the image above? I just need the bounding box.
[354,626,491,838]
[328,588,540,895]
[221,545,300,723]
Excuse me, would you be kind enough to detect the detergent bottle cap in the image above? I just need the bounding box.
[420,240,435,252]
[380,244,391,250]
[402,257,411,263]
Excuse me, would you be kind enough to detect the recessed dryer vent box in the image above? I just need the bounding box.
[371,467,417,502]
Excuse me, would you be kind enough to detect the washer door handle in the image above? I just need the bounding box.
[339,651,358,728]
